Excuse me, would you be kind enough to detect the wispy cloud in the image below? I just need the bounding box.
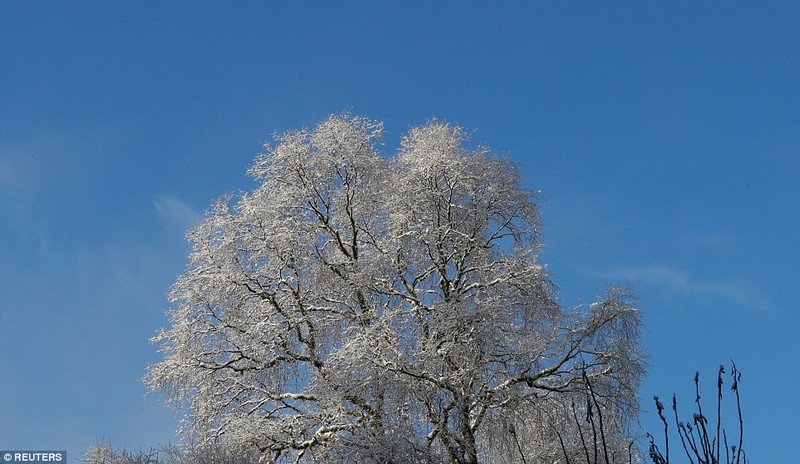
[0,158,17,189]
[691,233,738,249]
[0,143,53,255]
[0,147,39,201]
[586,265,770,311]
[155,195,202,231]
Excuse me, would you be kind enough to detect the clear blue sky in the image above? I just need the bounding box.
[1,2,797,462]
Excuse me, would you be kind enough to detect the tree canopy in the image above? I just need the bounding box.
[146,114,645,463]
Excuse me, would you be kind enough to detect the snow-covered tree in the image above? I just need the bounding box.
[146,114,645,463]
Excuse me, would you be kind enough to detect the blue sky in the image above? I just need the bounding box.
[1,2,797,461]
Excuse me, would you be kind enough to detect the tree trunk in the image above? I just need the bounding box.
[461,404,479,464]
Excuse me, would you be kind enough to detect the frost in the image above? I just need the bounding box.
[146,114,646,464]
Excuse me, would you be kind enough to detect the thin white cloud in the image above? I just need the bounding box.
[155,195,202,231]
[587,265,770,311]
[0,149,38,200]
[0,158,16,189]
[692,233,738,248]
[0,145,52,255]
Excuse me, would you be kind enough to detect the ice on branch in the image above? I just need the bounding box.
[146,113,646,464]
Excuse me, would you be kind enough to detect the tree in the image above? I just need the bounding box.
[648,363,748,464]
[146,114,646,463]
[82,439,260,464]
